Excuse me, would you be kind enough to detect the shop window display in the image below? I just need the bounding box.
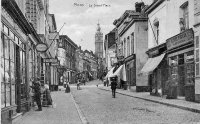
[1,23,26,108]
[1,31,15,108]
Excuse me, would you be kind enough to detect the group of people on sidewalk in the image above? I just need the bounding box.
[30,78,53,111]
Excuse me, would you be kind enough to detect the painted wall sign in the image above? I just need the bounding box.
[51,62,60,66]
[148,49,159,57]
[36,43,48,52]
[44,58,58,63]
[166,29,194,50]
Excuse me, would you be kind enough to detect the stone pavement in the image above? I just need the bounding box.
[99,85,200,113]
[19,91,82,124]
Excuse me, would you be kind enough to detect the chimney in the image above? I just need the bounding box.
[135,2,145,12]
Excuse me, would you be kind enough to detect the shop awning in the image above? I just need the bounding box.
[105,67,115,78]
[111,64,127,81]
[140,53,165,74]
[112,65,123,76]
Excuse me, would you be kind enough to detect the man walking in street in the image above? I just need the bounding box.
[111,76,117,98]
[77,79,81,90]
[31,78,42,111]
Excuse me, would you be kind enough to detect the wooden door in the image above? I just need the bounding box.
[178,65,185,96]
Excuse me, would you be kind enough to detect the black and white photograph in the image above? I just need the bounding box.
[1,0,200,124]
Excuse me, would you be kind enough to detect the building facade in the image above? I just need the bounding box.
[143,0,197,102]
[113,2,149,91]
[59,35,77,84]
[47,14,59,91]
[194,0,200,102]
[1,0,55,123]
[104,29,117,71]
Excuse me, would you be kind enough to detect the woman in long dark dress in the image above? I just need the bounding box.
[65,82,70,93]
[44,83,53,105]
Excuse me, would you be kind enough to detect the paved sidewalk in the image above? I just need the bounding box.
[20,91,82,124]
[99,86,200,113]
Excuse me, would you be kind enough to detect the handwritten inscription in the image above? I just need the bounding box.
[74,3,111,7]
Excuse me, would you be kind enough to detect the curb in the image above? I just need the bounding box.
[70,92,89,124]
[98,87,200,114]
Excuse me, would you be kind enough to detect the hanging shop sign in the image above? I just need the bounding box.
[44,58,58,63]
[51,62,60,66]
[36,43,48,52]
[166,29,194,50]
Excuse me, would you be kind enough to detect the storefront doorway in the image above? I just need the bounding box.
[169,51,194,98]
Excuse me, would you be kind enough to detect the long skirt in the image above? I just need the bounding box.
[46,90,53,105]
[65,85,70,93]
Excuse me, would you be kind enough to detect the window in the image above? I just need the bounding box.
[180,2,189,32]
[131,33,134,54]
[195,35,200,76]
[196,63,200,76]
[196,36,199,48]
[1,32,16,108]
[196,49,199,62]
[20,46,26,99]
[124,38,126,57]
[127,36,130,56]
[153,20,159,45]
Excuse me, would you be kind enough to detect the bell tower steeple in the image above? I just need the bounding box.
[95,21,103,58]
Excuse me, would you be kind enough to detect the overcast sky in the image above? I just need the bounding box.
[49,0,153,52]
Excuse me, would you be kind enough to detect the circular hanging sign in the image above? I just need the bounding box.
[36,43,48,52]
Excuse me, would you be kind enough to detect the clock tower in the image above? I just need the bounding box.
[95,22,103,58]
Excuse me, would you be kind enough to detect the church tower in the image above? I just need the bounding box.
[95,22,103,58]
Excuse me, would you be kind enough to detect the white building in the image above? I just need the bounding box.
[194,0,200,102]
[113,2,149,91]
[143,0,198,102]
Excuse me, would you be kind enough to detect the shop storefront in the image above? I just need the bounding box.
[124,54,136,88]
[166,29,195,101]
[141,43,167,95]
[1,1,43,123]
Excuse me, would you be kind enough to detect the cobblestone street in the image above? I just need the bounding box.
[71,81,200,124]
[17,80,200,124]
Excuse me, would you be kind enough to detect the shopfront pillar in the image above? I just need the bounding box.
[25,37,30,111]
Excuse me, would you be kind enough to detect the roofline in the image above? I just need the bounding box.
[119,17,148,37]
[49,14,57,31]
[2,0,42,43]
[60,35,78,48]
[145,0,165,14]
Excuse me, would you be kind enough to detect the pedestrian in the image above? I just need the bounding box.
[31,78,42,111]
[44,82,53,106]
[111,76,117,98]
[65,81,70,93]
[82,77,86,85]
[106,78,109,87]
[77,79,81,90]
[63,81,67,88]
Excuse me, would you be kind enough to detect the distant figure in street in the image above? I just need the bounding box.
[63,81,67,88]
[106,78,109,87]
[111,76,117,98]
[82,77,86,85]
[31,78,42,111]
[65,82,70,93]
[77,79,81,90]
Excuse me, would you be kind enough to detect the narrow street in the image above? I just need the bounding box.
[19,80,200,124]
[71,81,200,124]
